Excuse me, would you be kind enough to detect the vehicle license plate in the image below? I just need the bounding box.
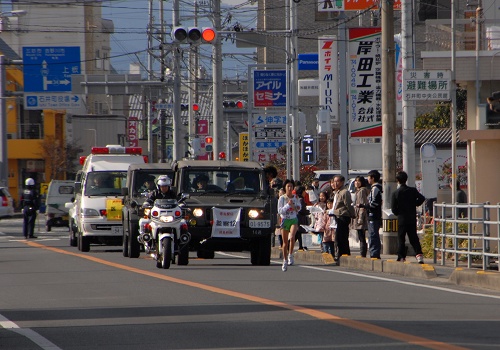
[249,220,270,228]
[112,226,123,235]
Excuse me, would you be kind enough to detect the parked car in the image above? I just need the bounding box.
[0,187,15,219]
[45,180,75,231]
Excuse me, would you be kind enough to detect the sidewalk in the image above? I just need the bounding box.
[271,243,500,292]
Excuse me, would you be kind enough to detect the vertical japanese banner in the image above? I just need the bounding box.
[348,28,382,137]
[318,36,339,123]
[128,117,138,147]
[239,132,249,162]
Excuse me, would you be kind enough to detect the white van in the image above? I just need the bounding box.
[71,145,146,252]
[45,180,74,231]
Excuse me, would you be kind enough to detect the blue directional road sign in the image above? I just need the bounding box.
[23,47,81,93]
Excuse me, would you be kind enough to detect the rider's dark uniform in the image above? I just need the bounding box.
[20,187,40,238]
[145,188,176,206]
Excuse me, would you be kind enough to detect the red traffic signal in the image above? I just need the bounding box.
[192,103,200,112]
[218,152,226,160]
[205,136,213,152]
[223,100,246,109]
[172,27,216,44]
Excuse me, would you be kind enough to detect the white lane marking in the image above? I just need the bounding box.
[0,314,62,350]
[217,252,500,300]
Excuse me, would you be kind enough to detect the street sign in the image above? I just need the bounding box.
[24,93,82,110]
[302,135,316,165]
[318,0,401,11]
[253,70,286,108]
[23,46,81,93]
[298,53,319,71]
[403,69,451,101]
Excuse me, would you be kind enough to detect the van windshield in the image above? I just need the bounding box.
[183,169,262,194]
[85,171,127,196]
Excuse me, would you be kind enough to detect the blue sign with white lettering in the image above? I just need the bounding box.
[253,70,286,108]
[23,46,81,93]
[298,53,319,71]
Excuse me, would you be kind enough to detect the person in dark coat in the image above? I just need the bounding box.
[20,178,40,239]
[145,175,176,206]
[391,171,426,264]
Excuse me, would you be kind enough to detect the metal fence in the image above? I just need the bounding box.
[433,202,500,271]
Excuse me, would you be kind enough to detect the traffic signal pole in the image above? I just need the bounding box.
[212,0,223,160]
[172,0,184,161]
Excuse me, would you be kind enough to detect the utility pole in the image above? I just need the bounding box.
[401,0,416,186]
[172,0,183,161]
[290,0,299,180]
[212,0,223,160]
[188,0,200,158]
[0,55,7,186]
[381,0,397,254]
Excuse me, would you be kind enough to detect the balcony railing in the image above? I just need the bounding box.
[7,123,43,139]
[425,18,500,52]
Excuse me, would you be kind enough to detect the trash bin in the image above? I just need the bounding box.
[382,209,398,254]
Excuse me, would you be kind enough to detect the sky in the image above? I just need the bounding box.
[102,0,257,79]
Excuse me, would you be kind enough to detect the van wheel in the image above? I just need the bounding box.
[122,231,129,257]
[80,234,90,252]
[128,223,140,258]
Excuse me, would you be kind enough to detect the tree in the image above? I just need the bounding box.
[266,145,319,185]
[38,137,83,180]
[415,88,467,129]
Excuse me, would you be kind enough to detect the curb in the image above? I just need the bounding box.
[271,247,500,292]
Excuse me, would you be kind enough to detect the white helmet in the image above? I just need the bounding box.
[25,178,35,186]
[157,175,171,187]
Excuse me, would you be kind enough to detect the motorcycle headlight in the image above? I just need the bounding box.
[160,215,174,223]
[248,209,260,219]
[192,208,203,217]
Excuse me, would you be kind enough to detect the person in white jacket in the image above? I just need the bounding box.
[277,179,301,271]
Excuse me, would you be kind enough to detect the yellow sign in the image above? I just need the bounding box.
[239,132,249,162]
[40,182,49,195]
[106,199,123,221]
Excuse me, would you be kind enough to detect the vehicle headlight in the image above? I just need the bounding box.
[144,208,151,216]
[248,209,260,219]
[82,208,100,217]
[160,215,174,223]
[192,208,204,217]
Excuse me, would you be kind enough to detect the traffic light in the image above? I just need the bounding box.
[223,100,246,109]
[172,27,216,44]
[180,104,189,111]
[192,103,200,112]
[205,136,213,152]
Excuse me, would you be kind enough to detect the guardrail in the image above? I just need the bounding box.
[433,202,500,271]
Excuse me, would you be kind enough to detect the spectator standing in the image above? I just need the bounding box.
[350,176,369,258]
[391,171,426,263]
[357,170,383,259]
[277,179,301,271]
[312,191,328,252]
[275,188,285,248]
[322,198,336,259]
[311,178,321,202]
[294,185,310,251]
[331,175,355,263]
[455,180,467,218]
[20,178,40,239]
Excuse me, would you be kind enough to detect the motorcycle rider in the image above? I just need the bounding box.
[145,175,176,206]
[20,178,40,239]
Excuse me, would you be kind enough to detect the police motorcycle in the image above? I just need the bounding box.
[138,195,191,269]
